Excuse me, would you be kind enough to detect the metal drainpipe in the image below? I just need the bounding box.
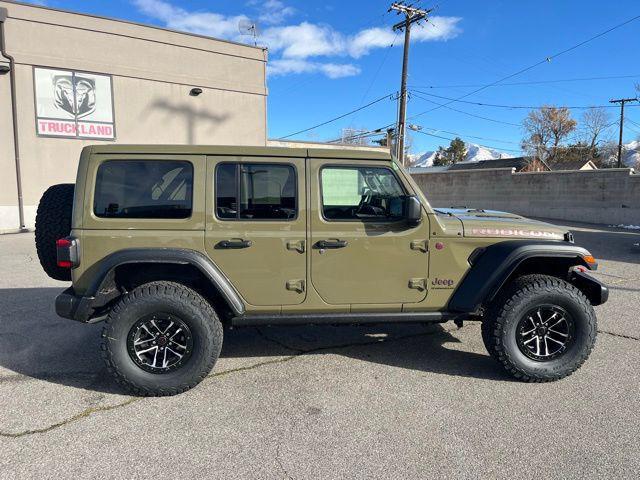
[0,8,26,231]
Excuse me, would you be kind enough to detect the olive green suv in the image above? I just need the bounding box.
[35,145,608,395]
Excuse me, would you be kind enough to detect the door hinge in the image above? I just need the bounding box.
[286,240,305,253]
[408,278,427,291]
[286,279,305,293]
[410,240,428,253]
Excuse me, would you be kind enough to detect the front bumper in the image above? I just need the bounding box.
[571,270,609,306]
[55,288,100,323]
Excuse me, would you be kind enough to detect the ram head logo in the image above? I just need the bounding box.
[53,75,96,118]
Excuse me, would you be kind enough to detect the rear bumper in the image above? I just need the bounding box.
[571,271,609,306]
[55,288,100,323]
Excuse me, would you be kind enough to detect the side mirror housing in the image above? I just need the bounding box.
[406,195,422,226]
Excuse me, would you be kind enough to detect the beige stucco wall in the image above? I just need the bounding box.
[0,1,267,231]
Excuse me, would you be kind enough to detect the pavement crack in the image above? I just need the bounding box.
[598,329,640,341]
[0,398,140,438]
[0,327,451,440]
[206,355,298,381]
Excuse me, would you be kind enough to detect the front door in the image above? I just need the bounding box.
[310,159,429,305]
[205,156,307,306]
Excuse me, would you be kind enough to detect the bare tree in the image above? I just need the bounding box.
[581,107,612,153]
[522,106,577,161]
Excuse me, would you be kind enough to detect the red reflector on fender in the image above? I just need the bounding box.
[57,260,72,268]
[56,238,72,248]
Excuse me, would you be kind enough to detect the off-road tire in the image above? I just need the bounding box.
[101,281,223,396]
[482,274,597,382]
[35,183,75,281]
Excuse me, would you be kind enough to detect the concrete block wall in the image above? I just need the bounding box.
[411,168,640,225]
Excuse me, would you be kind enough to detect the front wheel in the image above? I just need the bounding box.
[482,274,597,382]
[101,281,223,396]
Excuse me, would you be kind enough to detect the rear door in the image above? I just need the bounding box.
[309,159,429,305]
[205,156,307,306]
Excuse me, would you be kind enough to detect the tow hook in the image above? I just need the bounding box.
[454,317,464,329]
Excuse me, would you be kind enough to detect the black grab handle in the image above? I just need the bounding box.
[315,240,348,249]
[216,239,253,249]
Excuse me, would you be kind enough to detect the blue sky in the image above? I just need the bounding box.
[26,0,640,154]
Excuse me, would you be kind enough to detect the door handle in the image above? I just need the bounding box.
[215,239,252,249]
[315,239,348,249]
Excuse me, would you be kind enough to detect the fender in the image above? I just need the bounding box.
[447,240,596,313]
[67,248,245,321]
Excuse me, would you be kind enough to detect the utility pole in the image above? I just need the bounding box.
[389,2,431,166]
[609,97,638,168]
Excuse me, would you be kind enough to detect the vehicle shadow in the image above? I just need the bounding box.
[0,288,509,395]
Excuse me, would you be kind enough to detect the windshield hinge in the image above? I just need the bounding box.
[408,278,427,291]
[286,240,305,253]
[410,240,428,253]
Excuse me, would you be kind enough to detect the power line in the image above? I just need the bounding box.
[409,89,640,110]
[277,92,396,139]
[408,13,640,121]
[626,117,640,131]
[418,127,521,145]
[412,129,523,154]
[358,32,400,106]
[410,91,521,126]
[408,74,640,90]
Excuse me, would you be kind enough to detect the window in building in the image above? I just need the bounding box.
[94,160,193,218]
[215,163,297,220]
[321,166,406,221]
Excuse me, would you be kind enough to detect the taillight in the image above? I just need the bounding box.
[56,237,79,269]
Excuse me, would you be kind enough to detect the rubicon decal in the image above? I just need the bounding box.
[470,228,563,239]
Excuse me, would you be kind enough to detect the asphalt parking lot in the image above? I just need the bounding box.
[0,220,638,479]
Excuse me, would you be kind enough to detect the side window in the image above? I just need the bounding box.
[321,166,406,221]
[94,160,193,219]
[215,163,297,220]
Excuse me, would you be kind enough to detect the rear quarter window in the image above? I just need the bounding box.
[94,160,193,219]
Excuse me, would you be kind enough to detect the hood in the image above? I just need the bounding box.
[434,208,569,241]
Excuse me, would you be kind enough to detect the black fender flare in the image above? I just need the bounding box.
[85,248,245,316]
[447,240,596,313]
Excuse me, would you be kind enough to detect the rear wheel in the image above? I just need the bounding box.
[101,281,223,396]
[35,183,75,281]
[482,274,597,382]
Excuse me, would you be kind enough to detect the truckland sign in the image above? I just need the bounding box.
[34,67,115,140]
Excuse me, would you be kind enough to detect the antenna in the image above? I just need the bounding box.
[238,19,261,47]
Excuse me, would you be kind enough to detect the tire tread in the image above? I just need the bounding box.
[483,274,597,382]
[101,281,222,396]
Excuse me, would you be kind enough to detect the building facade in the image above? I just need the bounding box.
[0,1,268,232]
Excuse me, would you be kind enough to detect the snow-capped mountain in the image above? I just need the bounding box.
[408,143,514,168]
[622,140,640,168]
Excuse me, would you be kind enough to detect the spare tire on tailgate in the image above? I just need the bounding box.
[35,184,75,281]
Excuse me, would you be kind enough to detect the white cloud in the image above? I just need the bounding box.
[262,16,462,60]
[349,27,396,58]
[131,1,462,78]
[261,22,343,59]
[268,59,360,79]
[132,0,248,38]
[255,0,296,26]
[413,16,463,41]
[348,17,462,58]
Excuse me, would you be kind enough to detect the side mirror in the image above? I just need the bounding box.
[406,195,422,226]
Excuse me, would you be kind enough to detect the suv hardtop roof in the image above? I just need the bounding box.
[86,145,392,161]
